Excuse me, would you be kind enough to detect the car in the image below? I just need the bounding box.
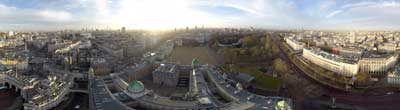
[387,92,394,95]
[75,105,80,109]
[0,86,7,90]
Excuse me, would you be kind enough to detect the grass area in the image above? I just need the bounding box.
[166,46,218,65]
[223,65,281,91]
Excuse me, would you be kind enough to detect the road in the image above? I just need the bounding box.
[90,79,133,110]
[88,67,132,110]
[52,93,89,110]
[0,89,20,109]
[270,34,323,89]
[321,87,400,110]
[270,33,400,110]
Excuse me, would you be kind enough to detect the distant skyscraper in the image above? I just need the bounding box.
[121,27,126,33]
[349,32,356,43]
[8,31,14,37]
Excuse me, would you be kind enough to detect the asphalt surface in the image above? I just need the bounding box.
[90,79,132,110]
[52,93,89,110]
[0,89,19,109]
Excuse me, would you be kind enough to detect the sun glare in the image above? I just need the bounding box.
[113,0,216,30]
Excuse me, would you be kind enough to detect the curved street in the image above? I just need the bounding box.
[271,33,400,110]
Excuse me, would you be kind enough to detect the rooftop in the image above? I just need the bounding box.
[127,80,144,93]
[306,47,359,64]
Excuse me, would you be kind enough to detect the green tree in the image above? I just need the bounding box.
[250,47,260,57]
[265,36,272,50]
[355,72,370,84]
[242,36,258,47]
[260,37,266,45]
[271,43,280,57]
[272,58,289,74]
[219,48,239,64]
[239,48,247,55]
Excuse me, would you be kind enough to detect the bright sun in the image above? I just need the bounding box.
[112,0,216,30]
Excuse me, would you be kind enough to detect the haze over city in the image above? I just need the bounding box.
[0,0,400,31]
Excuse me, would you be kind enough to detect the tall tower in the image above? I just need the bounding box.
[24,38,28,51]
[349,32,356,43]
[121,27,126,33]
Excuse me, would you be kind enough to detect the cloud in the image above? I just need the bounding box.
[0,4,73,24]
[326,10,343,18]
[341,1,376,9]
[0,0,115,30]
[223,4,264,17]
[0,0,321,30]
[1,0,400,30]
[193,0,317,28]
[36,10,72,22]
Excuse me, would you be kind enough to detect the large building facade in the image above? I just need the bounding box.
[284,37,305,51]
[358,55,398,76]
[152,64,179,87]
[387,65,400,85]
[332,47,363,57]
[302,48,398,76]
[90,58,111,76]
[302,48,359,77]
[387,71,400,85]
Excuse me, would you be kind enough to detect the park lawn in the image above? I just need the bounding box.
[166,46,218,65]
[225,65,282,91]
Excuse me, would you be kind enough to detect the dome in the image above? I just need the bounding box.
[192,58,200,67]
[127,80,144,93]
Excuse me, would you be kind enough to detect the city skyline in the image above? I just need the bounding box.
[2,3,400,108]
[0,0,400,31]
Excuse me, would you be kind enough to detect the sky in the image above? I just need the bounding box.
[0,0,400,31]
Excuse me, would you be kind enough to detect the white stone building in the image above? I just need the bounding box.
[358,54,398,76]
[302,48,359,77]
[378,42,398,52]
[284,37,305,51]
